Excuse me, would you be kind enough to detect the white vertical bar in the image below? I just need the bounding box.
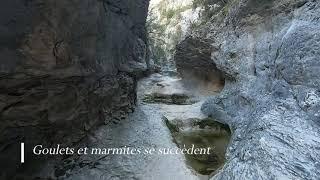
[21,143,24,163]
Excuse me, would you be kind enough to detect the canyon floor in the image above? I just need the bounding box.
[36,73,229,180]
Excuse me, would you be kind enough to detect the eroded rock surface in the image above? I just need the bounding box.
[0,0,150,178]
[179,0,320,179]
[163,117,231,175]
[141,74,199,105]
[174,36,225,93]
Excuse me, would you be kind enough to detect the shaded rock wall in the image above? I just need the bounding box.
[174,36,225,91]
[0,0,149,178]
[177,0,320,179]
[175,36,224,81]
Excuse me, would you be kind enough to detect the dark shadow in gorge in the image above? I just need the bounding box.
[163,117,231,176]
[174,36,226,95]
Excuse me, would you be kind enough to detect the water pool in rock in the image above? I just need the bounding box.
[164,117,231,175]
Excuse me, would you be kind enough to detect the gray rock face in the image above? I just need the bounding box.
[0,0,150,178]
[174,36,225,92]
[182,0,320,179]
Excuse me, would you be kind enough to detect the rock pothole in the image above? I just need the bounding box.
[142,93,198,105]
[163,117,231,175]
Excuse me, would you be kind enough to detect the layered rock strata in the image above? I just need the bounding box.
[0,0,150,178]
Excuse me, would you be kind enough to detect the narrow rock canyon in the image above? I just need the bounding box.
[0,0,320,180]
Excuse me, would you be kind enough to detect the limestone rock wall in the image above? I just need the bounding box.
[0,0,149,178]
[177,0,320,179]
[174,36,225,90]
